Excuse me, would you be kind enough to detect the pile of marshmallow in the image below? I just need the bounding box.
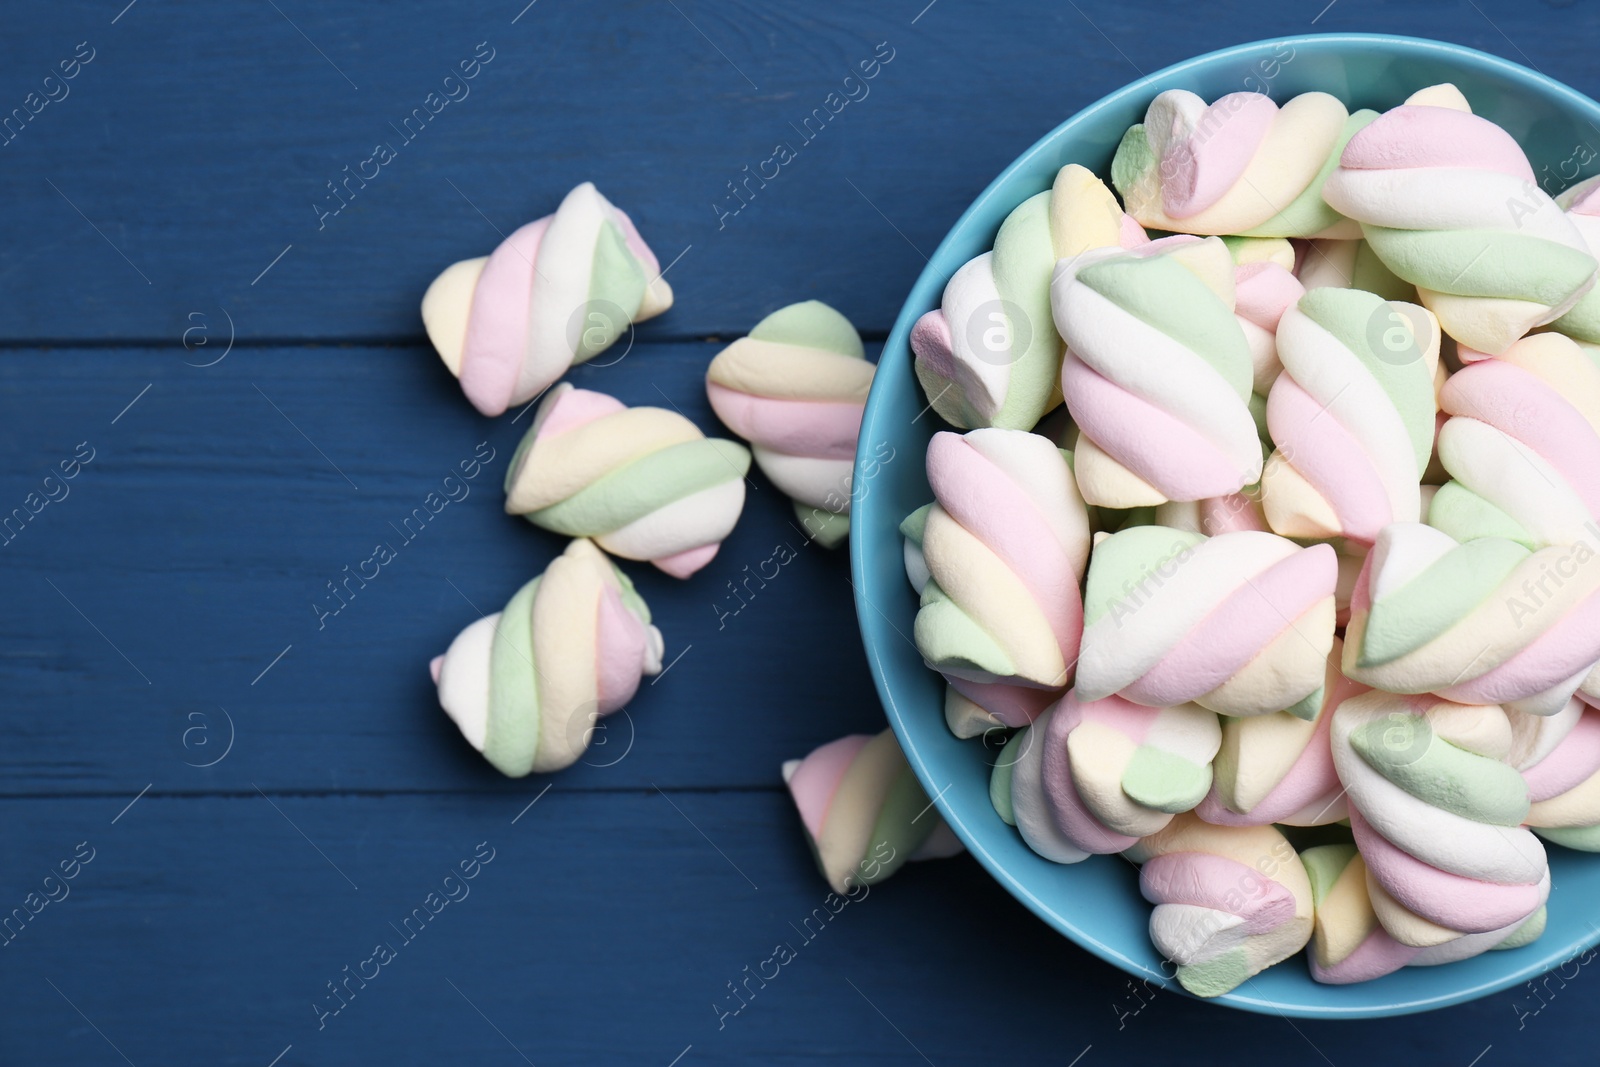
[902,82,1600,995]
[416,180,962,893]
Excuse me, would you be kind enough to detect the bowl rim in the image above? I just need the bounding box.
[850,30,1600,1018]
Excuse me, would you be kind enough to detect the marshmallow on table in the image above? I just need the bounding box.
[1051,235,1262,509]
[1124,814,1314,997]
[1197,641,1363,827]
[910,164,1147,431]
[1077,526,1337,718]
[1260,287,1442,543]
[1428,332,1600,549]
[1111,88,1372,238]
[903,429,1092,729]
[1330,692,1551,957]
[1343,523,1600,716]
[706,301,873,549]
[421,182,674,417]
[1321,85,1598,355]
[1553,174,1600,342]
[431,538,664,776]
[783,730,963,894]
[504,383,751,579]
[1033,690,1221,856]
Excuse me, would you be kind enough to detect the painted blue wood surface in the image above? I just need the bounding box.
[1,1,1599,341]
[0,343,886,796]
[3,1,1599,1063]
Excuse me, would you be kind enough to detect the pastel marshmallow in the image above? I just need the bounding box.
[1078,527,1337,717]
[1125,815,1314,997]
[1112,89,1372,238]
[504,384,751,578]
[431,538,664,776]
[1321,86,1598,355]
[907,429,1092,724]
[784,730,964,894]
[1260,287,1441,544]
[708,301,873,548]
[911,164,1147,430]
[1343,523,1600,716]
[1051,236,1262,508]
[422,182,673,416]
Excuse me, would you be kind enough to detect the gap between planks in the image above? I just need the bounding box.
[0,783,789,802]
[0,330,892,351]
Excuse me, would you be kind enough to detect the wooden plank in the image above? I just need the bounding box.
[3,3,1600,1059]
[0,2,1596,340]
[0,342,898,794]
[0,791,1570,1065]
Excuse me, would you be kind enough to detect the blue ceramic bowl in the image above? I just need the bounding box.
[851,33,1600,1018]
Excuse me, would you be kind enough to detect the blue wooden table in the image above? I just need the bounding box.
[3,2,1596,1063]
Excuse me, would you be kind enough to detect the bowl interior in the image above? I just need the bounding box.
[851,32,1600,1018]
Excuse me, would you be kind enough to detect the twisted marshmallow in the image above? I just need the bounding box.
[1051,236,1261,508]
[1196,642,1360,827]
[1301,842,1544,984]
[707,301,873,549]
[911,164,1146,430]
[1321,86,1598,355]
[1260,287,1442,543]
[1035,691,1221,856]
[1554,174,1600,341]
[422,182,673,416]
[902,517,1060,737]
[1125,815,1313,997]
[1343,523,1600,716]
[1077,527,1337,717]
[1429,332,1600,549]
[901,510,1057,737]
[505,384,750,578]
[783,730,963,894]
[1110,88,1370,238]
[431,538,664,776]
[1301,843,1414,984]
[902,511,1049,739]
[908,429,1092,722]
[1331,692,1550,952]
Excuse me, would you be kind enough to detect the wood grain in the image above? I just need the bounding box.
[4,0,1600,1062]
[0,2,1594,340]
[0,792,1571,1066]
[0,343,897,795]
